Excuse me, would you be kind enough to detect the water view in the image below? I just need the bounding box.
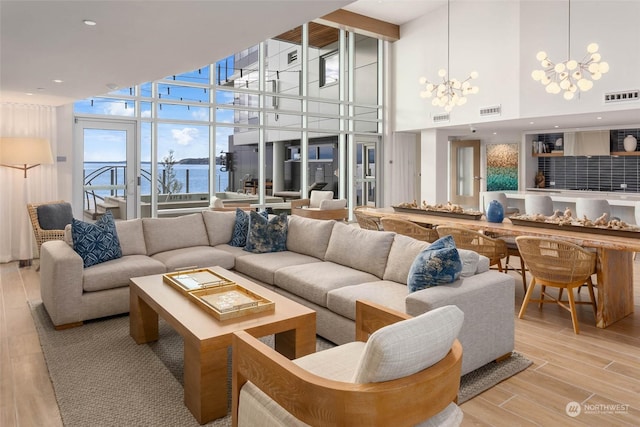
[84,162,230,199]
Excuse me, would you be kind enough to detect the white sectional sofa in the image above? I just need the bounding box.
[40,211,515,375]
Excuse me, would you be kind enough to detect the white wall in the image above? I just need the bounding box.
[56,104,74,204]
[519,1,640,117]
[420,129,449,204]
[392,0,640,204]
[394,0,521,132]
[394,1,640,132]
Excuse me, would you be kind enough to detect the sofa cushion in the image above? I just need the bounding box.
[82,255,166,292]
[327,281,408,321]
[37,202,73,230]
[230,209,268,247]
[352,305,464,383]
[143,214,209,256]
[275,261,379,307]
[319,198,346,210]
[71,212,122,268]
[286,215,335,260]
[244,212,288,254]
[458,249,480,278]
[407,236,462,292]
[214,244,254,259]
[383,234,430,284]
[150,246,235,272]
[115,219,147,256]
[324,222,395,278]
[235,251,321,285]
[202,210,236,246]
[309,190,334,208]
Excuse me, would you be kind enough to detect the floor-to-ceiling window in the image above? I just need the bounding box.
[73,23,384,218]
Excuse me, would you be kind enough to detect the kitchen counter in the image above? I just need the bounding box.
[503,190,640,223]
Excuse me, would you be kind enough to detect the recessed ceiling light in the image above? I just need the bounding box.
[106,83,119,90]
[25,92,33,96]
[53,79,63,83]
[554,125,559,128]
[83,20,97,26]
[37,87,45,91]
[529,121,534,125]
[597,116,602,120]
[493,132,497,135]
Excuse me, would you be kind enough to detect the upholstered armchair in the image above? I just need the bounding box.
[232,300,464,427]
[291,191,348,220]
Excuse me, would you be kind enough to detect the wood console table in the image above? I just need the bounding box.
[363,207,639,329]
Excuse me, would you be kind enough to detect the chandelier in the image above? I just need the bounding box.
[419,0,479,112]
[531,0,609,100]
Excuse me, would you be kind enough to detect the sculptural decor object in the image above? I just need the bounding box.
[486,200,505,223]
[623,135,637,152]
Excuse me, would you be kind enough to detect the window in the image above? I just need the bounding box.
[320,51,339,87]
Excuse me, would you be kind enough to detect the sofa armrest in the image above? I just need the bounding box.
[40,240,85,327]
[355,300,411,342]
[405,271,515,375]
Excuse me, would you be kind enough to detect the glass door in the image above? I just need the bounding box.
[449,139,481,209]
[356,140,377,206]
[74,119,137,220]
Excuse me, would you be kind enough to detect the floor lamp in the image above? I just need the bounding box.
[0,137,54,266]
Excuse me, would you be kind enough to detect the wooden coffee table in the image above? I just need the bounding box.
[129,266,316,424]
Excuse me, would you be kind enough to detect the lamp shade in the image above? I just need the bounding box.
[0,137,53,165]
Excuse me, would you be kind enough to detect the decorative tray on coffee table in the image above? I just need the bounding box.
[163,268,275,321]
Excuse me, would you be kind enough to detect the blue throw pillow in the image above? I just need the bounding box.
[407,235,462,292]
[229,208,267,247]
[71,211,122,268]
[244,211,288,254]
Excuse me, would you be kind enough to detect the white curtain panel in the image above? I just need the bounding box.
[385,132,418,207]
[0,103,58,263]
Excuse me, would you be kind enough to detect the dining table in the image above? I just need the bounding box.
[362,207,639,329]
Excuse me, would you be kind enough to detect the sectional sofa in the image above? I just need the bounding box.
[39,211,515,375]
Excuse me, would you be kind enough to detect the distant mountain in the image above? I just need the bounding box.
[178,157,216,165]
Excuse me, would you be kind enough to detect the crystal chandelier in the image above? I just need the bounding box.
[419,0,479,112]
[531,0,609,100]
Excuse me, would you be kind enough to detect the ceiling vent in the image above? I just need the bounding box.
[433,113,450,123]
[480,105,501,116]
[604,90,639,103]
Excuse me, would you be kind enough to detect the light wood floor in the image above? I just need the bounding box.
[1,260,639,426]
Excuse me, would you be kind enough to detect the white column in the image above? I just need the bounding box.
[272,140,285,193]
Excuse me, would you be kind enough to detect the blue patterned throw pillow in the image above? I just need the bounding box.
[71,211,122,268]
[244,211,288,254]
[229,209,268,247]
[407,235,462,292]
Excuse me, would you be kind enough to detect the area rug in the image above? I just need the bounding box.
[30,302,530,426]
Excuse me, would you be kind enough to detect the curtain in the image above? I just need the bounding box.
[0,103,58,263]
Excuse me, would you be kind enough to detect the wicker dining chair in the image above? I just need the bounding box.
[353,206,381,230]
[380,217,439,243]
[436,225,508,271]
[515,236,597,334]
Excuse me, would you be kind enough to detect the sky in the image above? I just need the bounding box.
[76,59,235,162]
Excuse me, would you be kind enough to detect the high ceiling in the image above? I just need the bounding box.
[1,0,637,139]
[0,0,353,106]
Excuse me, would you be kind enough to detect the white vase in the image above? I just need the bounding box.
[623,135,637,152]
